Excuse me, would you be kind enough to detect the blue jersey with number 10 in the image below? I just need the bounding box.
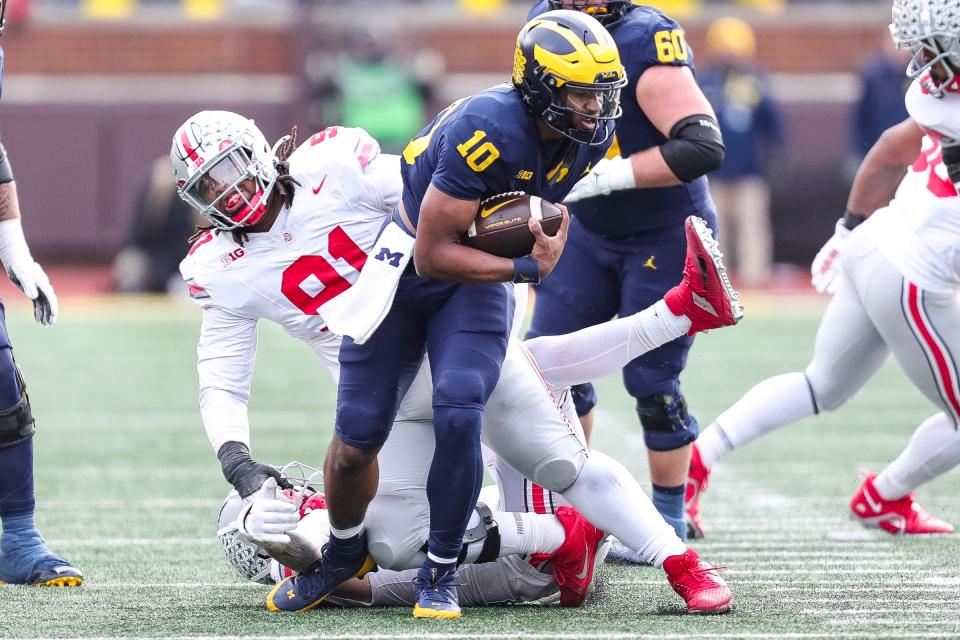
[400,84,612,228]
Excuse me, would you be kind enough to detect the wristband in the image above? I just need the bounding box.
[512,255,540,284]
[842,210,866,231]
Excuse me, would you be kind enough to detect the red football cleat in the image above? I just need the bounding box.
[850,470,955,535]
[663,548,732,614]
[664,216,743,335]
[684,443,711,539]
[532,506,606,607]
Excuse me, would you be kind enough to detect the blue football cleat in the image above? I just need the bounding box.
[266,532,375,613]
[604,538,652,567]
[0,551,84,587]
[412,565,461,619]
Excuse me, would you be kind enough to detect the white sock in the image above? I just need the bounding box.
[329,523,364,539]
[699,372,817,468]
[496,511,565,556]
[560,450,685,568]
[874,413,960,500]
[650,299,692,341]
[521,301,690,390]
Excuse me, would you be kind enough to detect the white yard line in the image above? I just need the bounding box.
[44,538,215,546]
[609,580,954,588]
[24,634,960,640]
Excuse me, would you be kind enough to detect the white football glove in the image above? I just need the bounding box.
[0,219,58,326]
[564,156,636,203]
[235,478,299,553]
[810,219,850,295]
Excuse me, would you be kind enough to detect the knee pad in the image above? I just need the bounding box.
[570,382,597,417]
[637,392,700,452]
[334,400,395,450]
[531,447,587,493]
[0,367,34,450]
[433,367,492,411]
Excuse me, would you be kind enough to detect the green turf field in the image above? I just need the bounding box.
[1,294,958,639]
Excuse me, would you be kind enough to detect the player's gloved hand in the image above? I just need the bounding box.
[234,478,299,552]
[563,156,636,203]
[0,219,58,326]
[530,204,569,279]
[7,260,58,326]
[810,219,850,295]
[217,441,292,499]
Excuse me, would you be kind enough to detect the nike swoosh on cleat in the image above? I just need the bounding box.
[691,292,718,317]
[574,543,592,580]
[862,488,884,514]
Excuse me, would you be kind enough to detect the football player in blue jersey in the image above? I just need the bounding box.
[526,1,726,549]
[0,0,82,587]
[267,10,626,618]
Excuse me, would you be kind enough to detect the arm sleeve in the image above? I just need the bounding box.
[197,305,258,454]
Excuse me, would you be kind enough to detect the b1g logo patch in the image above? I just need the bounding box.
[220,247,246,267]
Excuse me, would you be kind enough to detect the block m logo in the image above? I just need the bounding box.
[375,248,404,267]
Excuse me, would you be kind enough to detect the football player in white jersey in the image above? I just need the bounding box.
[172,110,740,612]
[685,0,960,538]
[216,469,594,608]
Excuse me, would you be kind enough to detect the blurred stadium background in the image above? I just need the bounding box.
[1,0,900,285]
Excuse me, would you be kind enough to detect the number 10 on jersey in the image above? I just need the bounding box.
[457,131,500,172]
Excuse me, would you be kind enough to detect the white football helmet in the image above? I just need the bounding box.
[216,462,329,584]
[171,110,282,230]
[891,0,960,96]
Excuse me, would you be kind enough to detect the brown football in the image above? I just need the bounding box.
[462,192,564,259]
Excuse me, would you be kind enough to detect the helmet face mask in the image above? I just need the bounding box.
[890,0,960,97]
[514,10,627,146]
[546,0,632,28]
[216,461,326,584]
[171,111,280,231]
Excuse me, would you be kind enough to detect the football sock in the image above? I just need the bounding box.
[495,511,565,557]
[874,413,960,500]
[427,405,484,561]
[698,372,817,468]
[560,450,686,568]
[422,555,457,575]
[0,439,36,537]
[651,483,686,542]
[329,523,364,540]
[522,300,690,391]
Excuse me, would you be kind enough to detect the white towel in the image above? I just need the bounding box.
[321,220,415,344]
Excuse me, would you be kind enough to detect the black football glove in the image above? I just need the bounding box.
[217,441,292,499]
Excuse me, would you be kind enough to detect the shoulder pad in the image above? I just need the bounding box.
[288,126,382,186]
[179,231,235,307]
[616,5,692,69]
[453,93,526,162]
[906,79,960,141]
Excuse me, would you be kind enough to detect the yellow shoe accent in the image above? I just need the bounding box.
[355,554,376,579]
[34,576,83,588]
[413,603,462,619]
[265,555,377,613]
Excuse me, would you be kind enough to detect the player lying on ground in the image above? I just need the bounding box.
[217,234,739,608]
[217,463,613,608]
[173,114,741,613]
[686,0,960,539]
